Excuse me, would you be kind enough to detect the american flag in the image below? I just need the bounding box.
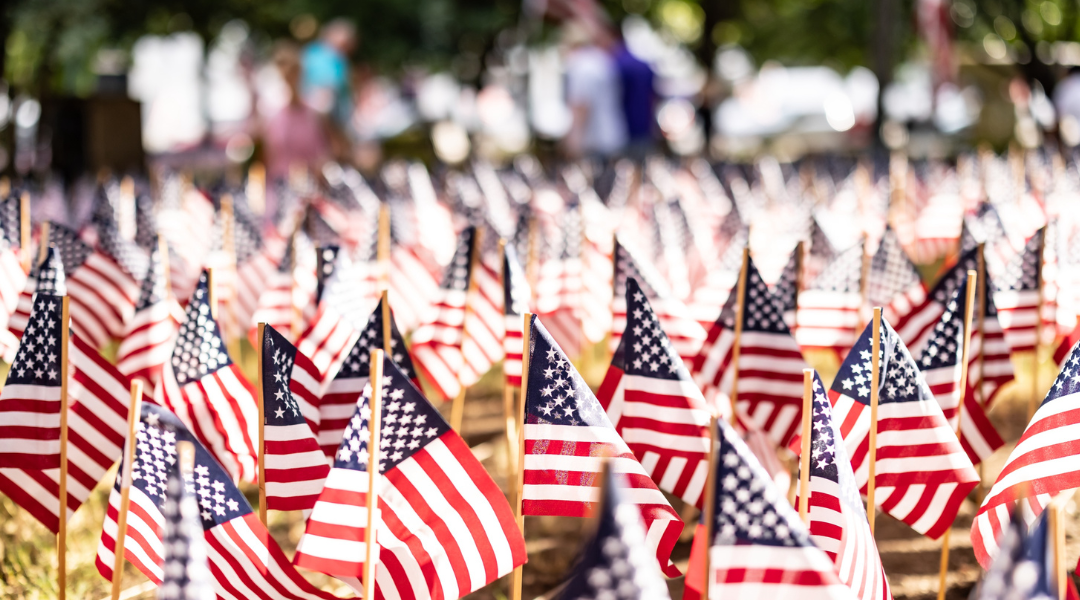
[458,226,506,391]
[11,224,139,350]
[612,238,706,366]
[388,220,443,334]
[970,277,1016,408]
[579,194,615,346]
[157,448,215,600]
[686,228,748,332]
[294,246,363,386]
[795,243,864,358]
[95,403,341,600]
[683,416,854,600]
[293,354,527,596]
[916,279,1004,465]
[870,227,926,325]
[597,277,712,507]
[893,248,978,355]
[155,271,260,483]
[556,466,672,600]
[795,372,891,600]
[691,257,810,446]
[502,244,531,387]
[320,297,419,459]
[971,507,1055,599]
[248,237,318,346]
[992,228,1049,352]
[804,215,839,285]
[0,292,65,469]
[971,340,1080,567]
[261,324,329,512]
[0,333,149,532]
[221,197,283,340]
[522,315,684,576]
[828,318,978,539]
[534,203,585,356]
[116,243,182,391]
[773,246,800,329]
[411,226,477,401]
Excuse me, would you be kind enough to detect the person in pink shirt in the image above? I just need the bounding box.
[262,41,332,192]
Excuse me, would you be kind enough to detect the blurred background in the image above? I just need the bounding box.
[3,0,1080,180]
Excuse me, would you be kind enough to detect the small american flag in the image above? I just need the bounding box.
[970,279,1016,408]
[795,243,864,358]
[556,466,672,600]
[320,297,419,459]
[535,204,585,356]
[295,246,363,386]
[972,340,1080,567]
[686,228,747,332]
[458,225,507,390]
[612,238,706,366]
[992,229,1051,352]
[971,507,1056,599]
[598,277,712,507]
[870,227,926,325]
[294,354,526,596]
[893,248,978,355]
[411,226,477,401]
[692,257,810,447]
[796,372,892,600]
[0,292,65,469]
[916,279,1004,465]
[157,450,215,600]
[95,403,341,600]
[261,325,329,512]
[683,417,855,600]
[116,243,182,391]
[156,271,260,483]
[828,317,978,539]
[0,333,150,532]
[502,243,531,386]
[523,314,684,576]
[248,237,318,346]
[223,197,284,338]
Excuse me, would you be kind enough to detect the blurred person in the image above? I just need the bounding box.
[613,41,656,159]
[262,41,331,210]
[560,19,628,159]
[302,19,357,129]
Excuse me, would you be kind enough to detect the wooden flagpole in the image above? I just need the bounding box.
[728,248,750,422]
[510,313,532,600]
[936,270,978,600]
[700,410,720,597]
[119,176,136,241]
[867,307,882,534]
[58,296,70,600]
[20,191,30,273]
[0,176,9,198]
[377,203,391,293]
[247,162,266,216]
[526,218,539,292]
[1030,226,1047,421]
[110,380,144,600]
[449,228,483,433]
[798,368,814,526]
[256,322,267,526]
[364,349,385,600]
[38,222,51,265]
[1050,494,1067,600]
[208,268,218,320]
[381,290,392,354]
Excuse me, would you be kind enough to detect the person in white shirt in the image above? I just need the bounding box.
[561,19,628,159]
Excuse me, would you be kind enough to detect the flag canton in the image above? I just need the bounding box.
[621,278,686,381]
[228,198,265,265]
[832,319,932,405]
[335,357,450,473]
[919,282,966,370]
[812,243,862,292]
[808,218,836,262]
[134,245,168,310]
[613,240,668,301]
[559,201,583,261]
[1043,344,1080,406]
[869,228,921,307]
[93,207,149,280]
[315,245,341,304]
[171,272,232,386]
[525,317,608,427]
[46,224,93,273]
[440,226,475,291]
[773,247,799,314]
[159,460,214,600]
[994,230,1042,293]
[503,245,530,317]
[558,471,672,600]
[336,299,417,381]
[0,195,21,247]
[808,374,864,512]
[32,247,67,295]
[713,420,810,548]
[931,249,978,305]
[718,229,749,272]
[7,294,64,386]
[126,404,252,530]
[262,325,306,427]
[741,259,790,334]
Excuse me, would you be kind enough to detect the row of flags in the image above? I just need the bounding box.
[0,151,1079,599]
